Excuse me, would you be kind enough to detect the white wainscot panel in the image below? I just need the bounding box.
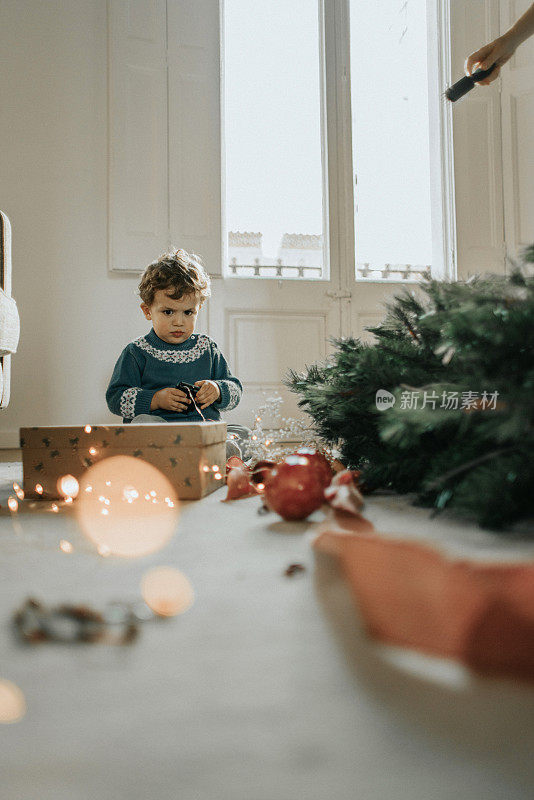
[355,313,385,344]
[226,312,328,427]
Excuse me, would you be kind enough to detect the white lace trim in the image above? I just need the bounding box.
[222,380,241,411]
[120,387,139,418]
[133,334,210,363]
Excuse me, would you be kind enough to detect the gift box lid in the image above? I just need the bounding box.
[20,421,227,450]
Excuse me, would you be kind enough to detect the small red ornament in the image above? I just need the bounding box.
[324,469,364,516]
[293,448,333,489]
[264,455,325,521]
[224,467,258,500]
[226,456,249,476]
[250,459,276,486]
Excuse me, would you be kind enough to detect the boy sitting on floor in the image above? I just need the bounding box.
[106,248,247,456]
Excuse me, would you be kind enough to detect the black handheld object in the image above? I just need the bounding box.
[175,381,200,414]
[445,63,497,102]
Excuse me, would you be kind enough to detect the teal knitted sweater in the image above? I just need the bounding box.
[106,328,242,423]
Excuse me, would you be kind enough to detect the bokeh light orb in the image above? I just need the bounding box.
[0,679,26,724]
[75,456,179,558]
[141,567,194,617]
[57,474,80,499]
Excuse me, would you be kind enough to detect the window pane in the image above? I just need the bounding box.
[224,0,326,278]
[350,0,432,279]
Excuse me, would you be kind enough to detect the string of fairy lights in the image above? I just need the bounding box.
[244,392,331,463]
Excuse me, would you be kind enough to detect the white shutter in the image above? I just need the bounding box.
[108,0,222,274]
[108,0,169,271]
[500,0,534,264]
[450,0,505,278]
[167,0,223,276]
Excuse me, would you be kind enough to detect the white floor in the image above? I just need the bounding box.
[1,458,534,800]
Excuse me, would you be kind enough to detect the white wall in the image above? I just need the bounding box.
[0,0,154,446]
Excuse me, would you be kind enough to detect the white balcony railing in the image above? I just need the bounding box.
[226,260,430,281]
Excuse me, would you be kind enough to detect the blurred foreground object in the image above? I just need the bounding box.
[315,528,534,682]
[75,456,179,558]
[13,598,142,644]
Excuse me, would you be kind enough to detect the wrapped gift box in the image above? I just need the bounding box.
[20,422,227,500]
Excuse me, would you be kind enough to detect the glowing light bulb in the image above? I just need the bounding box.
[89,447,97,456]
[84,425,92,433]
[257,483,265,491]
[51,504,59,513]
[211,465,219,472]
[13,483,24,500]
[75,456,179,558]
[64,496,73,505]
[214,472,222,480]
[0,679,26,724]
[252,435,257,441]
[122,486,139,503]
[8,496,18,512]
[60,540,73,553]
[141,567,194,617]
[35,484,43,495]
[202,465,210,473]
[57,474,79,499]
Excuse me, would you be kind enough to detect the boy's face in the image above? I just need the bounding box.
[141,290,201,345]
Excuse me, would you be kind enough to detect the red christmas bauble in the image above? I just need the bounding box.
[293,448,333,489]
[264,455,325,520]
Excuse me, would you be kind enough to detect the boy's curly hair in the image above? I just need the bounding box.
[138,248,211,306]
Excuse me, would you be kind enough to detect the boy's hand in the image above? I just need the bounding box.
[151,387,190,412]
[194,380,221,409]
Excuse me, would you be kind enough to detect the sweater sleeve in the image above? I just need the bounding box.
[210,340,243,412]
[106,346,157,420]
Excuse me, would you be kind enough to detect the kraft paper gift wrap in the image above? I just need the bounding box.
[20,422,227,500]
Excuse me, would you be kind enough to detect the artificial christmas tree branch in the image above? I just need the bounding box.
[285,253,534,531]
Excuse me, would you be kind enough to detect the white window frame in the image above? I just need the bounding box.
[220,0,331,282]
[320,0,456,286]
